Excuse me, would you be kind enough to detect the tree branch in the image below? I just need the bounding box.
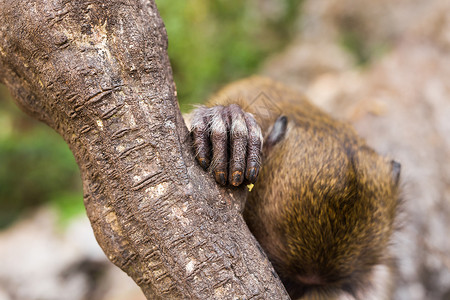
[0,0,289,298]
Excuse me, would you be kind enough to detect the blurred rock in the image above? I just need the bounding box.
[0,208,145,300]
[261,40,355,91]
[409,0,450,51]
[300,0,437,47]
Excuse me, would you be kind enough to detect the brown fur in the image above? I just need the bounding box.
[207,77,400,299]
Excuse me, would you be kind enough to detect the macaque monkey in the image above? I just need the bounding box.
[189,77,400,299]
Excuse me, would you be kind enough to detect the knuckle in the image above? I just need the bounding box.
[228,103,243,115]
[190,107,209,123]
[232,130,247,142]
[247,152,261,164]
[249,130,263,148]
[248,119,262,134]
[190,121,207,134]
[231,110,248,140]
[210,115,227,134]
[231,120,247,137]
[211,129,226,141]
[192,126,207,137]
[245,112,257,122]
[228,103,243,112]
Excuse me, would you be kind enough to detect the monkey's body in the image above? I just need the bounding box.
[189,77,400,299]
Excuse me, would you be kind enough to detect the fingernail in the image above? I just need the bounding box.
[198,157,209,169]
[247,167,258,183]
[215,171,227,185]
[231,171,243,186]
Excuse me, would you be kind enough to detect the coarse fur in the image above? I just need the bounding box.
[192,76,400,299]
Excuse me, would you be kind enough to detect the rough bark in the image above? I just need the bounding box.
[0,0,289,299]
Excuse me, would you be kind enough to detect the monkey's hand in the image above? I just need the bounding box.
[190,104,263,187]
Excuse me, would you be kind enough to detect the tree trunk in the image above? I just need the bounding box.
[0,0,289,299]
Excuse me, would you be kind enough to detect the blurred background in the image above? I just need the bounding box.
[1,0,450,299]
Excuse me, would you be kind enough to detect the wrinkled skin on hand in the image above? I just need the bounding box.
[190,104,263,186]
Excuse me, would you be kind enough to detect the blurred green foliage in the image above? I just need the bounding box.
[0,1,301,228]
[155,0,302,111]
[0,90,83,228]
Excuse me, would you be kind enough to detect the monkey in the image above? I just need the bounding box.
[188,76,401,300]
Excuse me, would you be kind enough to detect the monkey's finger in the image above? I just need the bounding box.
[210,107,229,186]
[228,104,248,186]
[190,107,212,169]
[244,112,263,183]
